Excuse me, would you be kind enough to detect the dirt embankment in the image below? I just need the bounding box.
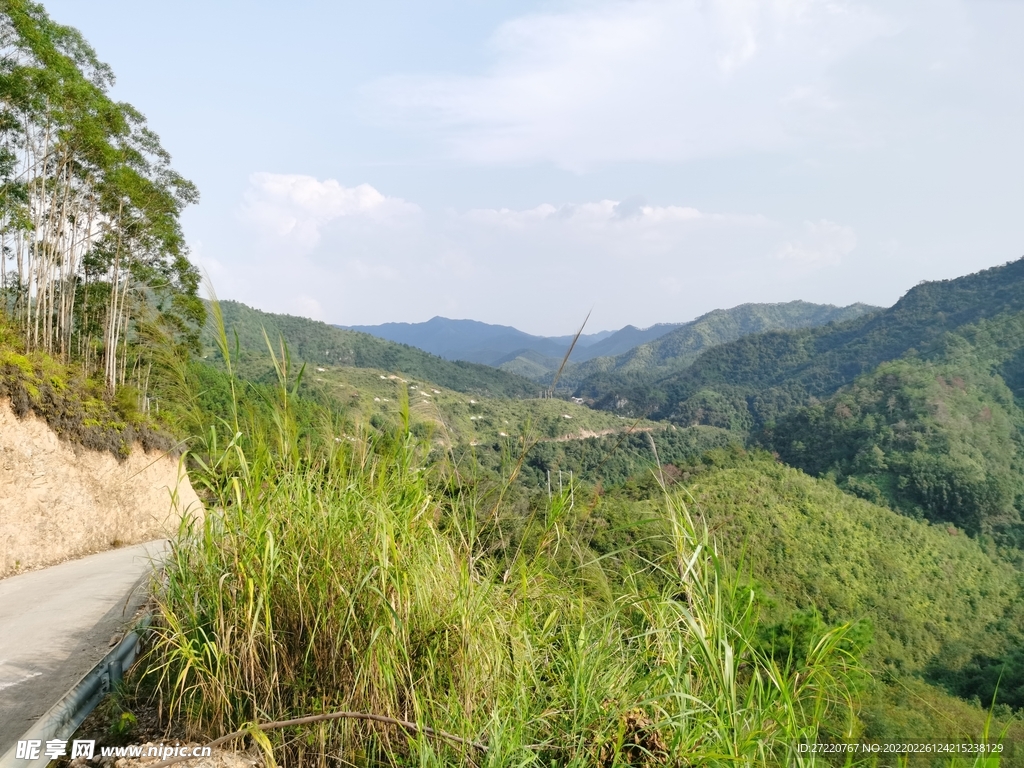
[0,399,201,577]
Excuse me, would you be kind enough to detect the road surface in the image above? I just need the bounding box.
[0,542,166,754]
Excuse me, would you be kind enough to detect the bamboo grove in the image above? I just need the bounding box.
[0,0,201,397]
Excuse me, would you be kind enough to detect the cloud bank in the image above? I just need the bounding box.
[362,0,1024,181]
[214,173,862,332]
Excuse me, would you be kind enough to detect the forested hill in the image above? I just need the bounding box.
[571,258,1024,543]
[680,452,1024,677]
[203,301,542,398]
[578,259,1024,424]
[559,300,878,392]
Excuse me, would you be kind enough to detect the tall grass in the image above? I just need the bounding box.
[144,309,866,766]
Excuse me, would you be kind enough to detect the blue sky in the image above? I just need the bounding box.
[46,0,1024,335]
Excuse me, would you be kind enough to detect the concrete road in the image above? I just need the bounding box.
[0,542,166,754]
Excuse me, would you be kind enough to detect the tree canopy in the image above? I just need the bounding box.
[0,0,200,399]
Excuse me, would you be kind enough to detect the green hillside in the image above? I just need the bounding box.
[204,301,541,398]
[682,453,1024,746]
[758,303,1024,545]
[293,361,738,491]
[680,453,1024,674]
[495,348,562,379]
[579,258,1024,426]
[768,354,1024,540]
[304,364,664,446]
[584,451,1024,749]
[198,302,738,491]
[562,300,878,393]
[518,424,735,489]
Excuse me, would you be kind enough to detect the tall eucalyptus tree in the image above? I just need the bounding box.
[0,0,201,395]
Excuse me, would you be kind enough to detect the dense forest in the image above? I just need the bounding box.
[577,259,1024,423]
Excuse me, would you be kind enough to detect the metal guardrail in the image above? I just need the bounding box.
[0,614,152,768]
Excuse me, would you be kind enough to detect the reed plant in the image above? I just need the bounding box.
[144,305,869,766]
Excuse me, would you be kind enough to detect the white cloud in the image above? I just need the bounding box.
[225,178,873,332]
[366,0,889,168]
[775,219,857,266]
[239,173,419,251]
[463,199,760,229]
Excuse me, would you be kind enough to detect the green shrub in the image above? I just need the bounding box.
[0,322,175,458]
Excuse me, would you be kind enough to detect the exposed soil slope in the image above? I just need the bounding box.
[0,400,200,577]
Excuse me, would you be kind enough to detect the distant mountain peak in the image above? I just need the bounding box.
[339,317,623,369]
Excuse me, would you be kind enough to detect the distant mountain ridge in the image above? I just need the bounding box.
[578,259,1024,424]
[556,301,880,391]
[340,316,597,365]
[342,304,881,385]
[564,323,686,364]
[340,316,681,372]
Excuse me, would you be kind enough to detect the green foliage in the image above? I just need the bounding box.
[109,710,137,742]
[757,608,874,674]
[682,454,1024,675]
[283,357,739,496]
[495,350,558,379]
[0,316,173,456]
[768,357,1024,537]
[858,676,1024,762]
[306,364,652,443]
[926,647,1024,712]
[678,453,1024,756]
[518,424,736,488]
